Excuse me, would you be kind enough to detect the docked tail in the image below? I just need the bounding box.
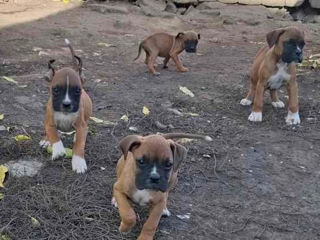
[162,133,213,142]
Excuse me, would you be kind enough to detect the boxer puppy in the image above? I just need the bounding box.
[240,26,305,125]
[39,39,92,173]
[112,133,212,240]
[134,31,200,75]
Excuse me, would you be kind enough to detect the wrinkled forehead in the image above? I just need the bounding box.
[281,28,304,42]
[52,68,81,87]
[184,32,198,41]
[134,136,173,160]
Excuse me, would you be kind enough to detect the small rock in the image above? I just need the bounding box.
[177,7,187,14]
[129,126,138,132]
[199,10,221,16]
[0,126,6,131]
[164,0,177,13]
[87,4,129,14]
[183,5,195,15]
[5,159,43,177]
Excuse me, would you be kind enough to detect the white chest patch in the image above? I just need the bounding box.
[53,112,78,132]
[132,190,151,206]
[267,63,291,89]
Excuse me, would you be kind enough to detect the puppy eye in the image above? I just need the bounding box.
[137,158,145,166]
[165,161,173,169]
[75,87,81,95]
[53,87,60,95]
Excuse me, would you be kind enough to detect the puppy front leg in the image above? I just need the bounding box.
[113,185,137,233]
[138,200,165,240]
[248,81,264,122]
[170,53,188,72]
[42,112,66,160]
[286,77,300,125]
[72,125,88,173]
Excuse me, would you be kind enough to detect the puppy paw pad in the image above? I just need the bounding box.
[52,141,66,160]
[72,155,87,173]
[111,197,118,208]
[248,112,262,122]
[240,98,252,106]
[272,101,285,108]
[39,139,50,148]
[286,111,300,125]
[162,208,171,217]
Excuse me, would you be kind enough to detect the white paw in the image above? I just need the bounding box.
[72,155,87,173]
[39,139,50,149]
[111,197,118,208]
[248,112,262,122]
[240,98,252,106]
[52,141,66,160]
[162,207,171,217]
[286,111,300,125]
[272,101,285,108]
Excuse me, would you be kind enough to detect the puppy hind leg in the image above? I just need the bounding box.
[148,54,160,75]
[163,56,170,69]
[270,89,284,108]
[240,80,255,106]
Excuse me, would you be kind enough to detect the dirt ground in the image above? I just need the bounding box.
[1,1,320,239]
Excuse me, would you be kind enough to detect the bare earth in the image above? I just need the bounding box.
[1,1,320,239]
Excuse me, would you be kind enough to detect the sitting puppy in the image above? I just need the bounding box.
[134,31,200,75]
[112,133,212,240]
[39,39,92,173]
[240,27,305,125]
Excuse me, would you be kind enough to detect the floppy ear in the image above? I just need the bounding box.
[266,28,285,48]
[176,32,184,39]
[170,142,187,172]
[119,135,142,160]
[44,59,55,82]
[198,33,200,40]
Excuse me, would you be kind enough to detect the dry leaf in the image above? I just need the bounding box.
[120,114,129,122]
[97,42,113,47]
[177,138,196,144]
[142,106,150,115]
[46,146,73,158]
[0,165,8,188]
[0,234,11,240]
[0,114,3,120]
[2,76,18,85]
[90,116,115,125]
[62,0,69,3]
[179,86,194,97]
[185,112,199,117]
[31,217,40,227]
[14,135,31,141]
[0,193,4,200]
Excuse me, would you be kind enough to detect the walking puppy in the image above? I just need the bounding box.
[240,27,305,125]
[39,39,92,173]
[134,31,200,75]
[112,133,212,240]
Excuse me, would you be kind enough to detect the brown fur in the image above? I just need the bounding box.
[113,133,210,240]
[135,31,200,75]
[43,67,92,170]
[242,27,304,118]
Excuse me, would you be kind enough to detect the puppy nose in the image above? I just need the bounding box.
[150,172,160,183]
[62,100,71,107]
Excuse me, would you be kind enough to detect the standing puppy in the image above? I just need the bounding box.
[240,27,305,125]
[134,31,200,75]
[112,133,212,240]
[39,39,92,173]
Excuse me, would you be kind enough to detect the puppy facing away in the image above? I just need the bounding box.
[112,133,212,240]
[134,31,200,75]
[39,39,92,173]
[240,26,305,125]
